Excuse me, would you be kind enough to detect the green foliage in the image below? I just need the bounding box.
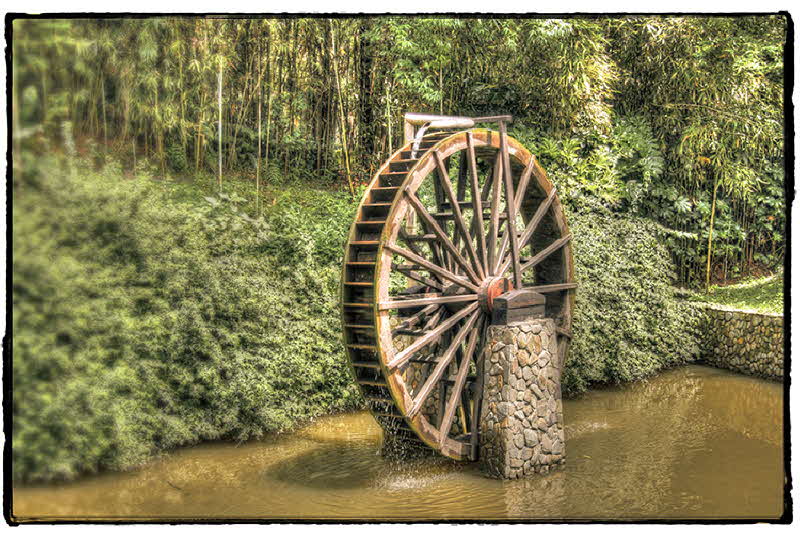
[563,207,701,396]
[165,142,188,173]
[12,156,361,482]
[13,16,786,284]
[689,274,784,314]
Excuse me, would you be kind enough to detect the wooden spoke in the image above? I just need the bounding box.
[497,187,558,276]
[494,156,536,274]
[379,293,478,310]
[424,307,444,331]
[499,121,522,288]
[481,153,501,203]
[466,132,489,273]
[386,302,479,371]
[519,234,573,274]
[391,303,439,335]
[469,317,488,460]
[407,310,480,417]
[403,191,481,286]
[399,226,448,283]
[513,158,536,212]
[437,319,482,446]
[385,243,478,292]
[529,282,578,293]
[391,263,444,291]
[433,152,485,279]
[486,151,503,275]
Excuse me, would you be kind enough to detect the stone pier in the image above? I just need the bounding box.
[479,318,565,478]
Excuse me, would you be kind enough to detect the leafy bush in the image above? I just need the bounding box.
[12,156,361,482]
[13,154,700,481]
[562,205,701,395]
[165,142,188,174]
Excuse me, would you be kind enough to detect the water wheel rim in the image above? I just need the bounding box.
[342,128,574,460]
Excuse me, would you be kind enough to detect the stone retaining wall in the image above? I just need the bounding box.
[696,305,784,381]
[479,319,565,478]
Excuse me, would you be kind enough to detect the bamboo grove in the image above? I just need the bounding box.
[11,16,787,288]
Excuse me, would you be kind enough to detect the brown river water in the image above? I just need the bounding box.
[13,365,785,521]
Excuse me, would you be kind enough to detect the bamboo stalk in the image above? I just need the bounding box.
[329,20,355,198]
[217,59,222,190]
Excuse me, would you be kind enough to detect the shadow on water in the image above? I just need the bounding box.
[266,440,465,492]
[266,442,385,490]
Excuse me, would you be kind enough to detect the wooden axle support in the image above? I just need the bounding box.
[491,289,546,326]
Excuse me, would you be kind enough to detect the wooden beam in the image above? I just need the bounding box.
[385,244,478,292]
[437,323,480,446]
[519,234,573,274]
[403,191,481,286]
[499,121,522,288]
[379,293,478,310]
[466,132,489,274]
[386,302,479,371]
[433,151,485,279]
[406,310,480,417]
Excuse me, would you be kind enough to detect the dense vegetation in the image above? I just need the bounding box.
[12,15,787,287]
[13,151,698,481]
[690,274,784,314]
[12,153,362,482]
[11,15,785,482]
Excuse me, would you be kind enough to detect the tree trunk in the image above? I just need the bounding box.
[705,176,720,293]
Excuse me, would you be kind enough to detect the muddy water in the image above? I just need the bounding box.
[13,365,785,521]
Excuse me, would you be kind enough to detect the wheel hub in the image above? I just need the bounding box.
[478,276,512,313]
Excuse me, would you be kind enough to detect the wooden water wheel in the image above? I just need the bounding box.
[341,113,575,461]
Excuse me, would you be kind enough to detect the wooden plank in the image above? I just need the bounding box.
[386,302,479,371]
[404,190,481,286]
[434,152,485,280]
[406,311,480,417]
[466,132,489,274]
[391,262,444,291]
[437,323,480,446]
[499,121,523,288]
[469,318,487,461]
[347,343,377,350]
[530,282,578,293]
[385,244,478,293]
[497,187,558,276]
[519,234,573,274]
[358,380,388,387]
[378,293,477,310]
[351,360,380,369]
[487,150,503,276]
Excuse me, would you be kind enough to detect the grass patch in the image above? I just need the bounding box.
[690,275,784,314]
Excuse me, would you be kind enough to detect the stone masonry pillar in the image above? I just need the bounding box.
[479,318,566,478]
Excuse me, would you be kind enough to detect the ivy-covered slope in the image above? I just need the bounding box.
[564,206,701,394]
[12,158,362,482]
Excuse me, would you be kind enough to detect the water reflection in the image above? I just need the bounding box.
[13,365,785,520]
